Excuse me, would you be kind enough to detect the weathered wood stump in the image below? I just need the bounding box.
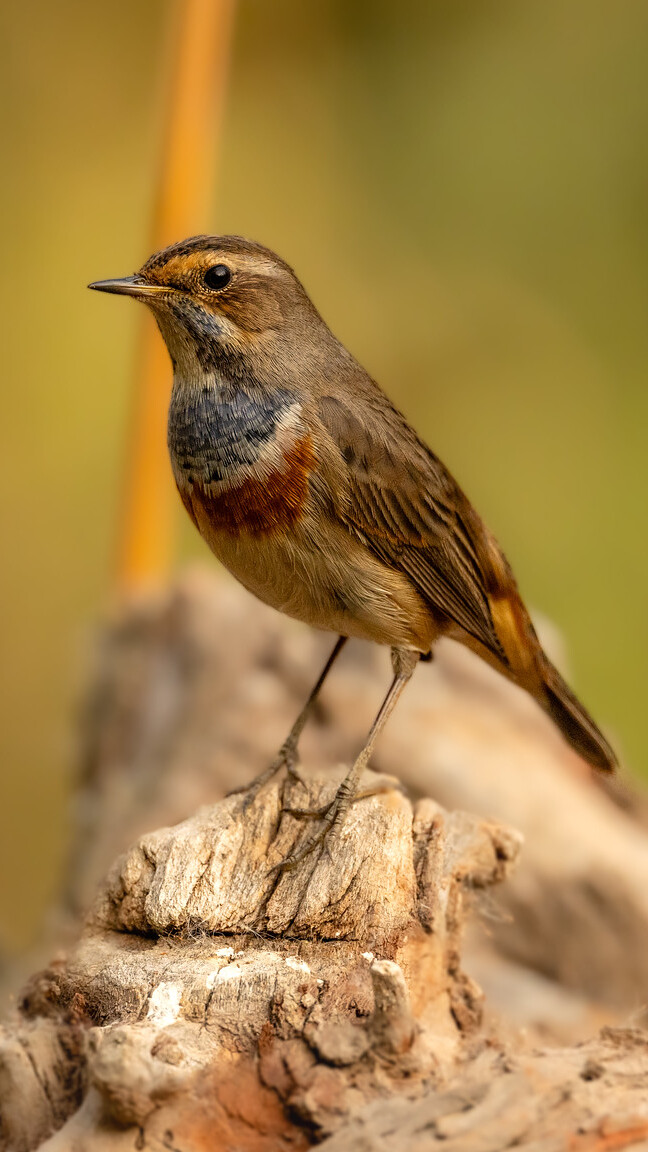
[4,571,648,1150]
[0,779,520,1150]
[68,570,648,1017]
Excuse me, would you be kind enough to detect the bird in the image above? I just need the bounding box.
[89,234,617,866]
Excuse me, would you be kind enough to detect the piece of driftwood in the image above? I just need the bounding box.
[4,781,648,1151]
[68,569,648,1019]
[4,570,648,1149]
[0,781,520,1149]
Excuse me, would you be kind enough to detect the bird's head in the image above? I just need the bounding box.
[89,235,325,377]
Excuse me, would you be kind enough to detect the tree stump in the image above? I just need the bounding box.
[67,569,648,1016]
[4,571,648,1150]
[0,779,520,1150]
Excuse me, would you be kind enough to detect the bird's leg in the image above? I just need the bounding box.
[278,647,419,869]
[234,635,347,808]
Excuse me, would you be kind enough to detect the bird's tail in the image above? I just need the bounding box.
[488,589,617,773]
[475,524,617,774]
[536,649,617,773]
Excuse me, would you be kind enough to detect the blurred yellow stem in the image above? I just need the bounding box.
[115,0,236,592]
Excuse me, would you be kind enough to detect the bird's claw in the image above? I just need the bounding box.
[271,776,400,875]
[269,791,345,873]
[281,801,331,819]
[227,740,305,812]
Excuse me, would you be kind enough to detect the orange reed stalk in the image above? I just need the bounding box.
[115,0,236,591]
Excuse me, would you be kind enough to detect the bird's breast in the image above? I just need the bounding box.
[168,382,317,536]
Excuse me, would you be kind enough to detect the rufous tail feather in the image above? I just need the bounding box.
[488,588,617,773]
[465,509,617,773]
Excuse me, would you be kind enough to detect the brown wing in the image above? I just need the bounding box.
[317,393,506,663]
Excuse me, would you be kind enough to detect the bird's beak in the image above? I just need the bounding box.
[87,275,169,299]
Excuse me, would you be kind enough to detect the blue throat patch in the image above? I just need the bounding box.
[168,382,298,486]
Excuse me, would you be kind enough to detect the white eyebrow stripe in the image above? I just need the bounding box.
[228,254,287,278]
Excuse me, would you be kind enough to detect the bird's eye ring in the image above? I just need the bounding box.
[203,264,231,291]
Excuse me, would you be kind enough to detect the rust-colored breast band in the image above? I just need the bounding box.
[189,434,316,537]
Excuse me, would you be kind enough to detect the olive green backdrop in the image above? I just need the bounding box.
[1,0,647,949]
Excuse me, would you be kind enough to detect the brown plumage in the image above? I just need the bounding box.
[89,235,616,862]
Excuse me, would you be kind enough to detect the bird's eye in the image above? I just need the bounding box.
[203,263,231,291]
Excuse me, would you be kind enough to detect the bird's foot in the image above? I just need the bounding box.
[274,774,401,872]
[228,739,305,813]
[272,790,344,872]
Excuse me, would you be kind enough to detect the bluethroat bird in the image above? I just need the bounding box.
[90,236,616,866]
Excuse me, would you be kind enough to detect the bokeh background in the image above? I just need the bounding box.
[1,0,647,953]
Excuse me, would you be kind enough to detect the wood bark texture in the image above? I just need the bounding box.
[2,569,648,1150]
[68,570,648,1015]
[2,783,521,1149]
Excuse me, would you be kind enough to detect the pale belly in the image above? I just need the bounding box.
[194,506,436,652]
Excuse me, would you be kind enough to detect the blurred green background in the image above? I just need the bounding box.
[1,0,647,951]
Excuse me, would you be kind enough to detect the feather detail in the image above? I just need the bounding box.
[183,433,316,536]
[317,388,616,773]
[316,392,504,660]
